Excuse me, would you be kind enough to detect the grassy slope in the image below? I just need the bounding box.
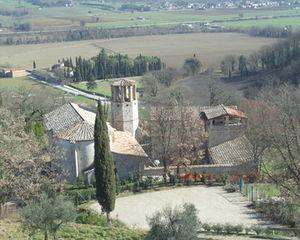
[70,77,141,97]
[0,216,145,240]
[0,76,96,107]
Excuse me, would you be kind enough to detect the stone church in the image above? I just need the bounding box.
[44,79,148,182]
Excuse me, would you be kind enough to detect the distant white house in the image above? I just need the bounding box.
[0,66,27,78]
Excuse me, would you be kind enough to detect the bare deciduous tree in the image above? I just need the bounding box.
[0,99,65,213]
[243,85,300,200]
[148,92,206,174]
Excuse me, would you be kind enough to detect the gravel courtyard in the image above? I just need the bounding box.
[91,186,266,229]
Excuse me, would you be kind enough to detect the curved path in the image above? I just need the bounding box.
[29,75,110,103]
[91,186,267,229]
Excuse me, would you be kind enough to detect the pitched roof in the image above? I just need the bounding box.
[110,131,147,156]
[200,105,227,120]
[209,135,253,166]
[44,103,148,157]
[44,103,85,133]
[200,104,246,120]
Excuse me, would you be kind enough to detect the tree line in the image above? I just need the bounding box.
[1,21,292,46]
[58,49,163,88]
[220,31,300,86]
[0,25,196,46]
[0,8,29,17]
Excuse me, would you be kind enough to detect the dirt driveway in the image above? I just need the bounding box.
[90,186,267,229]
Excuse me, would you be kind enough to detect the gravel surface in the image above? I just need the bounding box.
[91,186,267,229]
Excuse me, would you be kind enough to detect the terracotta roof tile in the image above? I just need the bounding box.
[209,135,253,166]
[44,103,148,157]
[200,105,247,120]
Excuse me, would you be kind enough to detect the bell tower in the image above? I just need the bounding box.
[111,79,139,136]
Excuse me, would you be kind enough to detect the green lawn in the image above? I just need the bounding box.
[70,77,141,97]
[221,15,300,28]
[0,216,145,240]
[253,183,281,198]
[0,76,96,107]
[0,76,61,92]
[0,0,34,8]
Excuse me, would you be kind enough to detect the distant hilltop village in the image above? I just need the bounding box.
[44,78,255,183]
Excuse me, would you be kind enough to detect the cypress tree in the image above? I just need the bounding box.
[94,101,116,223]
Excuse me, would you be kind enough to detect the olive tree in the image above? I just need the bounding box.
[146,203,200,240]
[22,194,77,240]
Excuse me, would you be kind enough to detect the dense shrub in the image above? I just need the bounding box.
[224,184,239,193]
[146,203,200,240]
[65,188,96,205]
[202,223,212,232]
[233,224,243,234]
[76,208,125,228]
[224,223,235,234]
[212,224,223,234]
[255,199,296,226]
[252,226,263,235]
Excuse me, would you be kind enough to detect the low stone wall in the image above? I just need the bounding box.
[143,162,255,176]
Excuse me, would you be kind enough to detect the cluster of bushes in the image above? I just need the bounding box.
[119,172,229,193]
[76,207,123,227]
[247,26,292,38]
[14,22,31,31]
[0,9,29,17]
[119,4,151,12]
[224,184,239,193]
[255,199,297,226]
[25,0,71,7]
[202,223,280,236]
[80,2,115,11]
[64,187,96,206]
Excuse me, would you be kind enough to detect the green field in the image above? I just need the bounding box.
[1,0,300,30]
[70,77,141,97]
[222,16,300,28]
[0,76,96,107]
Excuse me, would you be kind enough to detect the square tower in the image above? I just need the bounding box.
[111,79,139,136]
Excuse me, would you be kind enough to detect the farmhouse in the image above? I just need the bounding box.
[44,79,148,183]
[200,104,247,147]
[0,66,27,78]
[145,104,255,176]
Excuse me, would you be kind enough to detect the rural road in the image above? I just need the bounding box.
[91,186,267,229]
[29,75,110,103]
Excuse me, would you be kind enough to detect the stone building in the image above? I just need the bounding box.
[44,80,148,182]
[144,104,256,176]
[0,67,27,78]
[111,79,138,136]
[200,104,247,147]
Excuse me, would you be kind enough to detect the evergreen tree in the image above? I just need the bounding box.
[86,72,97,90]
[94,101,116,222]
